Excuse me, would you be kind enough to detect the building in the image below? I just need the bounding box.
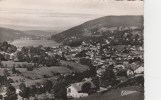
[127,64,144,77]
[134,66,144,74]
[67,79,96,98]
[0,85,7,99]
[127,69,134,76]
[114,65,126,70]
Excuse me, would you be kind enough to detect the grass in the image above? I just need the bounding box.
[21,66,72,79]
[0,67,27,75]
[0,68,13,75]
[16,68,27,72]
[11,76,59,88]
[0,68,5,75]
[0,60,89,89]
[61,61,89,73]
[1,61,29,67]
[8,76,24,81]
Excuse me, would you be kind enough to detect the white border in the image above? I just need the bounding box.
[145,0,161,100]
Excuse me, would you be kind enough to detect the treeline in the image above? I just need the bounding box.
[16,46,60,67]
[0,42,17,53]
[0,43,60,67]
[63,28,143,47]
[17,80,67,100]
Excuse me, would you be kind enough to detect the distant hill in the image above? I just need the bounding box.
[0,27,27,42]
[51,16,143,44]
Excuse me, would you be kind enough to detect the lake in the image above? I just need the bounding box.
[11,39,61,48]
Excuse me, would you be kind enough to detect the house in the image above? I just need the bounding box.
[0,85,7,98]
[127,64,144,76]
[0,76,10,98]
[67,79,96,98]
[134,66,144,74]
[0,86,22,100]
[96,67,106,77]
[127,69,134,76]
[123,61,129,65]
[114,65,126,70]
[10,52,18,61]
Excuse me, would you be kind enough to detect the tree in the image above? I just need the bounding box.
[8,78,14,83]
[12,66,16,74]
[0,76,10,86]
[21,47,29,54]
[61,52,67,61]
[101,67,116,87]
[89,65,96,77]
[0,59,3,68]
[3,69,10,76]
[79,58,92,66]
[28,85,37,97]
[26,64,34,71]
[19,83,29,100]
[53,82,67,100]
[16,51,24,62]
[0,60,2,66]
[102,68,115,81]
[17,64,22,68]
[75,50,88,58]
[35,83,42,95]
[42,80,53,93]
[4,64,8,68]
[1,41,8,52]
[81,83,91,93]
[0,53,6,61]
[5,85,17,100]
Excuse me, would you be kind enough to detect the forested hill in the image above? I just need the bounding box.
[51,16,143,46]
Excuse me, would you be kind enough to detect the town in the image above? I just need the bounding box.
[0,38,144,100]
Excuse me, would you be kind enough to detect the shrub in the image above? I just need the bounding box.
[8,78,14,83]
[26,64,34,71]
[3,69,10,76]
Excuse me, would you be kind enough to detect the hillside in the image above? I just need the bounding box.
[51,16,143,45]
[0,27,27,42]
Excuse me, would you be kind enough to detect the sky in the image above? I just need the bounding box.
[0,0,143,31]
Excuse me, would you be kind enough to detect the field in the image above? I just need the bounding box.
[2,61,29,67]
[21,66,72,79]
[0,60,90,88]
[0,66,65,88]
[11,77,59,88]
[61,61,89,72]
[11,39,61,47]
[0,68,8,75]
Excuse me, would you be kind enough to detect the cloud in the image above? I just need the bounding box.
[0,0,143,30]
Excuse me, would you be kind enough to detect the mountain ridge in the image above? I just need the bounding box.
[51,15,143,43]
[0,27,27,42]
[0,27,38,42]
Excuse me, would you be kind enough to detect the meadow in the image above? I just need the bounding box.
[0,60,89,88]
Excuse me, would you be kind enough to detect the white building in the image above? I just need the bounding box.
[67,80,96,98]
[134,66,144,74]
[127,65,144,76]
